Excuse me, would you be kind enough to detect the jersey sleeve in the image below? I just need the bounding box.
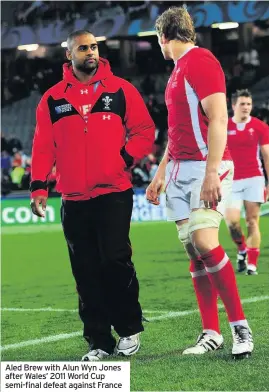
[122,81,155,163]
[186,51,226,101]
[257,120,269,145]
[30,94,56,198]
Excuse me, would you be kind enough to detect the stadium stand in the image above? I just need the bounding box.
[1,1,269,195]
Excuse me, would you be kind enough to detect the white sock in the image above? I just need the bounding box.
[247,264,257,271]
[203,329,221,336]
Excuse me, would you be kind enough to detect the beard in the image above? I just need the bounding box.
[75,60,98,74]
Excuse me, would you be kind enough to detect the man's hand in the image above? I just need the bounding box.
[30,196,48,218]
[146,166,166,206]
[200,171,221,209]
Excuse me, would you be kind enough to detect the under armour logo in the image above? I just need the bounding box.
[102,96,112,110]
[80,89,88,95]
[103,115,111,120]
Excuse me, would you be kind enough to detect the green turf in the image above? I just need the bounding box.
[1,218,269,391]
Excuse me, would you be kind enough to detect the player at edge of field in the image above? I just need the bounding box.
[225,89,269,275]
[146,6,253,359]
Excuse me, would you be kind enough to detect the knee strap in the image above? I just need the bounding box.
[189,209,222,234]
[177,222,191,247]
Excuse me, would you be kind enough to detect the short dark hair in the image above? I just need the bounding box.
[67,30,95,50]
[231,89,252,105]
[155,6,196,43]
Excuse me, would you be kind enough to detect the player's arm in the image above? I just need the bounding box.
[121,82,155,167]
[146,143,169,205]
[201,93,228,175]
[30,96,56,217]
[260,144,269,179]
[160,143,169,165]
[258,120,269,200]
[155,142,169,168]
[260,144,269,200]
[187,51,227,207]
[200,93,228,207]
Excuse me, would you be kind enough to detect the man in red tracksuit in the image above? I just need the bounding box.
[30,30,155,361]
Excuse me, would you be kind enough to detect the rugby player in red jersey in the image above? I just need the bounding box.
[146,7,253,359]
[225,89,269,275]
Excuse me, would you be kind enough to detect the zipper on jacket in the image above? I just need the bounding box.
[83,120,88,192]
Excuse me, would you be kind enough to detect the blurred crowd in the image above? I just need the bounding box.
[0,129,164,196]
[3,36,269,110]
[2,1,269,196]
[1,60,172,196]
[1,132,30,195]
[1,72,170,195]
[2,56,62,108]
[2,102,269,197]
[2,50,269,196]
[3,51,268,109]
[225,50,264,100]
[1,132,57,196]
[3,1,171,28]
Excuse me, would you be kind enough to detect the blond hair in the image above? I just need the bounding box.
[155,6,196,43]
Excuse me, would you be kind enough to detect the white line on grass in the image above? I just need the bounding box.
[141,310,169,314]
[1,308,168,314]
[1,295,268,352]
[1,308,77,312]
[2,221,172,235]
[1,332,82,351]
[1,224,63,235]
[148,295,269,321]
[3,210,269,235]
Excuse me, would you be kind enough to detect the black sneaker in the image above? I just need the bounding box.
[237,252,247,272]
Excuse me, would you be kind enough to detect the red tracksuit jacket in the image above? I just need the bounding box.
[30,58,155,200]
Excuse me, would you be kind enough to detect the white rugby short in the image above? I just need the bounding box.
[165,160,234,221]
[226,176,266,210]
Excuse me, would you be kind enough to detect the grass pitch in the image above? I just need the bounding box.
[2,217,269,391]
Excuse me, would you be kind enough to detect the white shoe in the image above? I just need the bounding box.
[248,328,254,352]
[232,325,253,359]
[82,349,110,361]
[182,332,224,355]
[116,333,140,356]
[246,264,258,275]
